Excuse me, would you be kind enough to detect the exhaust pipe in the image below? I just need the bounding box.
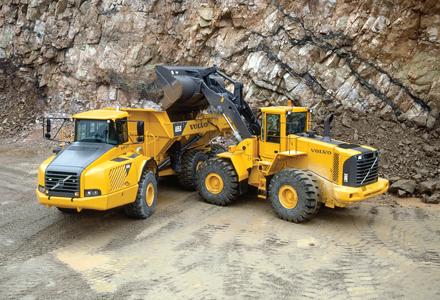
[322,113,334,142]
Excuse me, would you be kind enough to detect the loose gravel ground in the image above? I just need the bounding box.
[0,143,439,299]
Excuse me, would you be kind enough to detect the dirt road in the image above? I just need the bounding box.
[0,143,439,299]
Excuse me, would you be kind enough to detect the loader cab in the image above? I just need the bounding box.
[259,106,310,160]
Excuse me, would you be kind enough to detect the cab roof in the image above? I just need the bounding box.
[72,109,129,120]
[260,106,309,114]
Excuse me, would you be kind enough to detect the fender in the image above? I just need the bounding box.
[136,156,157,182]
[216,137,257,182]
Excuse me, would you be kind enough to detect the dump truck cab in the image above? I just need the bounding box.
[73,110,131,146]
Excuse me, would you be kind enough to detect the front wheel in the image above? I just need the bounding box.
[208,143,227,157]
[197,158,239,206]
[124,171,158,219]
[269,169,321,223]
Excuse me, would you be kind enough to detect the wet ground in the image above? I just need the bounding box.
[0,143,439,299]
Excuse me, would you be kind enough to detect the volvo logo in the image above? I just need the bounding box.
[190,122,209,130]
[50,175,73,190]
[311,148,332,155]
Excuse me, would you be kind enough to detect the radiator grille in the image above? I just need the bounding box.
[355,152,379,185]
[332,153,339,182]
[109,165,127,192]
[45,171,79,197]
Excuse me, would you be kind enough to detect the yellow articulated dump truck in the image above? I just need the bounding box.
[37,107,230,218]
[36,65,242,218]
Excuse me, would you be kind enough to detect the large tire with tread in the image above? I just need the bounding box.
[208,144,227,157]
[269,169,321,223]
[124,171,158,219]
[177,149,208,190]
[197,157,239,206]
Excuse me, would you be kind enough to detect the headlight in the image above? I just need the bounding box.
[38,185,46,193]
[85,189,101,197]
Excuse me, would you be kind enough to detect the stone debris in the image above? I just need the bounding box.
[141,100,162,111]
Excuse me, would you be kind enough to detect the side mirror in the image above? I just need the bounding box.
[45,118,51,139]
[323,113,334,141]
[137,121,144,142]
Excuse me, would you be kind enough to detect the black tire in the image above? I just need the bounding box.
[177,149,208,190]
[208,143,227,157]
[124,171,158,219]
[57,207,76,214]
[269,169,321,223]
[197,157,239,206]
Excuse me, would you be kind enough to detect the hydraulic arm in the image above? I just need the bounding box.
[155,65,261,140]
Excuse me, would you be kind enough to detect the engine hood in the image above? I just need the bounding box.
[47,142,115,171]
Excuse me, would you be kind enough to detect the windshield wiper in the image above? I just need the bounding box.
[79,138,105,143]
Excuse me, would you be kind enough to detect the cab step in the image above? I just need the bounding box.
[257,177,267,199]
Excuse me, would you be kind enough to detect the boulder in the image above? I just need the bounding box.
[422,193,440,204]
[389,179,417,195]
[418,180,439,195]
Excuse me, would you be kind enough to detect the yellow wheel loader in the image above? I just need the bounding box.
[197,102,389,223]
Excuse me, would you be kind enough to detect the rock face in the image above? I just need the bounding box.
[0,60,45,136]
[1,0,439,121]
[1,0,440,196]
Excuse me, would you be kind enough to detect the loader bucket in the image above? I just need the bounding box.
[155,65,211,114]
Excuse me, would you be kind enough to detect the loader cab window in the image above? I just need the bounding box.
[266,114,280,143]
[75,118,128,145]
[286,112,307,135]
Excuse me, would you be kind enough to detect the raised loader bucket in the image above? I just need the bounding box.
[154,66,212,115]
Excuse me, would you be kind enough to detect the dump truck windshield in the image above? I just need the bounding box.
[75,119,127,145]
[286,112,307,135]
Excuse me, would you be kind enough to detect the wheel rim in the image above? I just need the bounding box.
[146,183,155,206]
[278,185,298,209]
[196,160,203,171]
[205,173,224,194]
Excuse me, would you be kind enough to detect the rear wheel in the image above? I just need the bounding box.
[177,149,208,190]
[269,169,321,223]
[124,171,158,219]
[197,158,239,206]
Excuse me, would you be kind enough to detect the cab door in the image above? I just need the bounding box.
[259,113,281,160]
